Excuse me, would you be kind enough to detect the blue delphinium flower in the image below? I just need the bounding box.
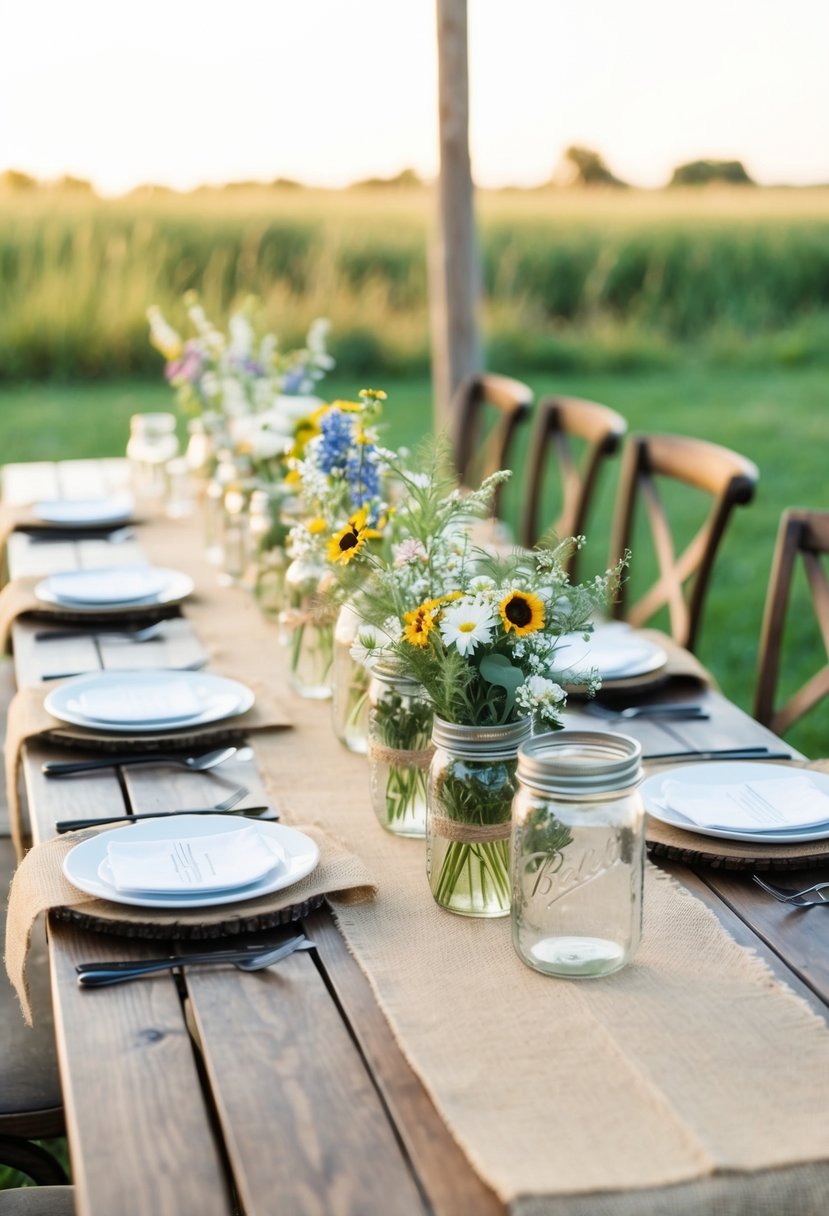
[317,408,353,474]
[346,444,381,508]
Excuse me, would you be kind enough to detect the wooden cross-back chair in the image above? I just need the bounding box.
[608,433,759,653]
[754,508,829,735]
[449,372,533,518]
[520,395,627,578]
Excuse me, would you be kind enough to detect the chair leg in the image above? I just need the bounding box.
[0,1135,69,1186]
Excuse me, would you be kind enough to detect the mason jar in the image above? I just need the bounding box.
[367,662,433,836]
[331,602,371,755]
[278,559,336,699]
[511,730,644,979]
[428,717,532,917]
[244,488,288,615]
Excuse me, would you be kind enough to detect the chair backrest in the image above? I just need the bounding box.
[608,433,758,652]
[520,395,627,577]
[754,508,829,734]
[450,372,533,517]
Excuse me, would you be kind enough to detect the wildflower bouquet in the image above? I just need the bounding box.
[346,453,622,911]
[148,294,334,425]
[280,388,395,699]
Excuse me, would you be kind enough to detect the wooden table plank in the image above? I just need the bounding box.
[187,946,429,1216]
[695,867,829,1007]
[307,910,506,1216]
[50,921,234,1216]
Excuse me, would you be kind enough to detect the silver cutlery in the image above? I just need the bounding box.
[34,623,164,644]
[40,657,207,681]
[752,875,829,907]
[27,526,134,545]
[585,701,710,721]
[42,745,238,777]
[643,746,794,762]
[55,805,274,834]
[76,935,315,987]
[53,786,248,834]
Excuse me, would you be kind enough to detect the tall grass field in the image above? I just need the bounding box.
[2,184,829,380]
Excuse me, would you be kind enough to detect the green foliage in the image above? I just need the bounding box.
[669,160,754,187]
[2,187,829,382]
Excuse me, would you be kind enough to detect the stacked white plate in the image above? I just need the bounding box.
[62,815,320,909]
[33,494,134,527]
[553,622,667,682]
[45,670,254,733]
[642,761,829,843]
[35,564,193,611]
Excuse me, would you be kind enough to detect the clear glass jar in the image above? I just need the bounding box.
[367,663,433,835]
[203,452,238,567]
[218,484,248,586]
[511,730,644,979]
[164,456,193,518]
[278,559,335,699]
[126,412,180,499]
[427,717,532,917]
[331,602,372,755]
[244,487,288,615]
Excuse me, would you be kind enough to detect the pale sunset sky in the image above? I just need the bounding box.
[2,0,828,195]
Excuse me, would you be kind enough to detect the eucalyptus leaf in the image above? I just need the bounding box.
[479,653,525,718]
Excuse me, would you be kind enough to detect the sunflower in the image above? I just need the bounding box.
[499,589,545,636]
[326,506,381,565]
[402,602,437,648]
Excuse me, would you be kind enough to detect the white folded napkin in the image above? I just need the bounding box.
[661,774,829,832]
[105,826,284,894]
[76,678,205,723]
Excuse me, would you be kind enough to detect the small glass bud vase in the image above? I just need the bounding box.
[218,485,248,586]
[331,602,371,755]
[427,717,531,917]
[126,412,179,500]
[278,559,336,700]
[511,730,644,979]
[367,662,433,836]
[244,488,288,614]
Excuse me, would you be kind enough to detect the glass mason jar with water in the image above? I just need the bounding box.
[278,559,336,699]
[428,717,532,917]
[331,601,371,755]
[511,730,644,979]
[367,662,433,835]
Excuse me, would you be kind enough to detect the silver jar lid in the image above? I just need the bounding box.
[432,716,532,760]
[517,730,642,795]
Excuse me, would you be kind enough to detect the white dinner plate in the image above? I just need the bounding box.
[41,565,171,606]
[34,495,134,527]
[63,815,320,909]
[553,623,667,682]
[45,670,254,732]
[35,567,193,612]
[642,762,829,843]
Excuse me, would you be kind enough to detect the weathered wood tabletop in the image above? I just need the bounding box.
[4,460,829,1216]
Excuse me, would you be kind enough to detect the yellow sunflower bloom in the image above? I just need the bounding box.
[499,589,545,636]
[326,507,380,565]
[402,602,437,648]
[308,517,327,535]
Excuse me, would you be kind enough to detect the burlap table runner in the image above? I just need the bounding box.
[11,506,829,1210]
[4,680,292,857]
[5,820,376,1024]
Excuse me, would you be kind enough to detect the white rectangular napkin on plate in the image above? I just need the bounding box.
[662,774,829,833]
[105,826,284,894]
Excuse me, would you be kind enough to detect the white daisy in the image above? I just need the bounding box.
[439,597,496,657]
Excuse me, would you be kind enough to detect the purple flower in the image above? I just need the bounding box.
[281,368,306,394]
[165,341,204,384]
[318,408,353,474]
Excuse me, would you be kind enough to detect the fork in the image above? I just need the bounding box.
[34,623,164,644]
[54,786,254,833]
[42,745,238,777]
[584,701,710,720]
[76,935,316,987]
[752,875,829,907]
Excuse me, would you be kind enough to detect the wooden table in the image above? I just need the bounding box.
[4,460,829,1216]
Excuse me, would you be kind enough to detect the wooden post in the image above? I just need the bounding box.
[430,0,482,431]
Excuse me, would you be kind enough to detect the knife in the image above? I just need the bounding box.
[643,746,794,762]
[55,807,273,833]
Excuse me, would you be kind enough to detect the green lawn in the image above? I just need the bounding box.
[1,364,828,757]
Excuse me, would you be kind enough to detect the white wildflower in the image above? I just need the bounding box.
[439,597,496,657]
